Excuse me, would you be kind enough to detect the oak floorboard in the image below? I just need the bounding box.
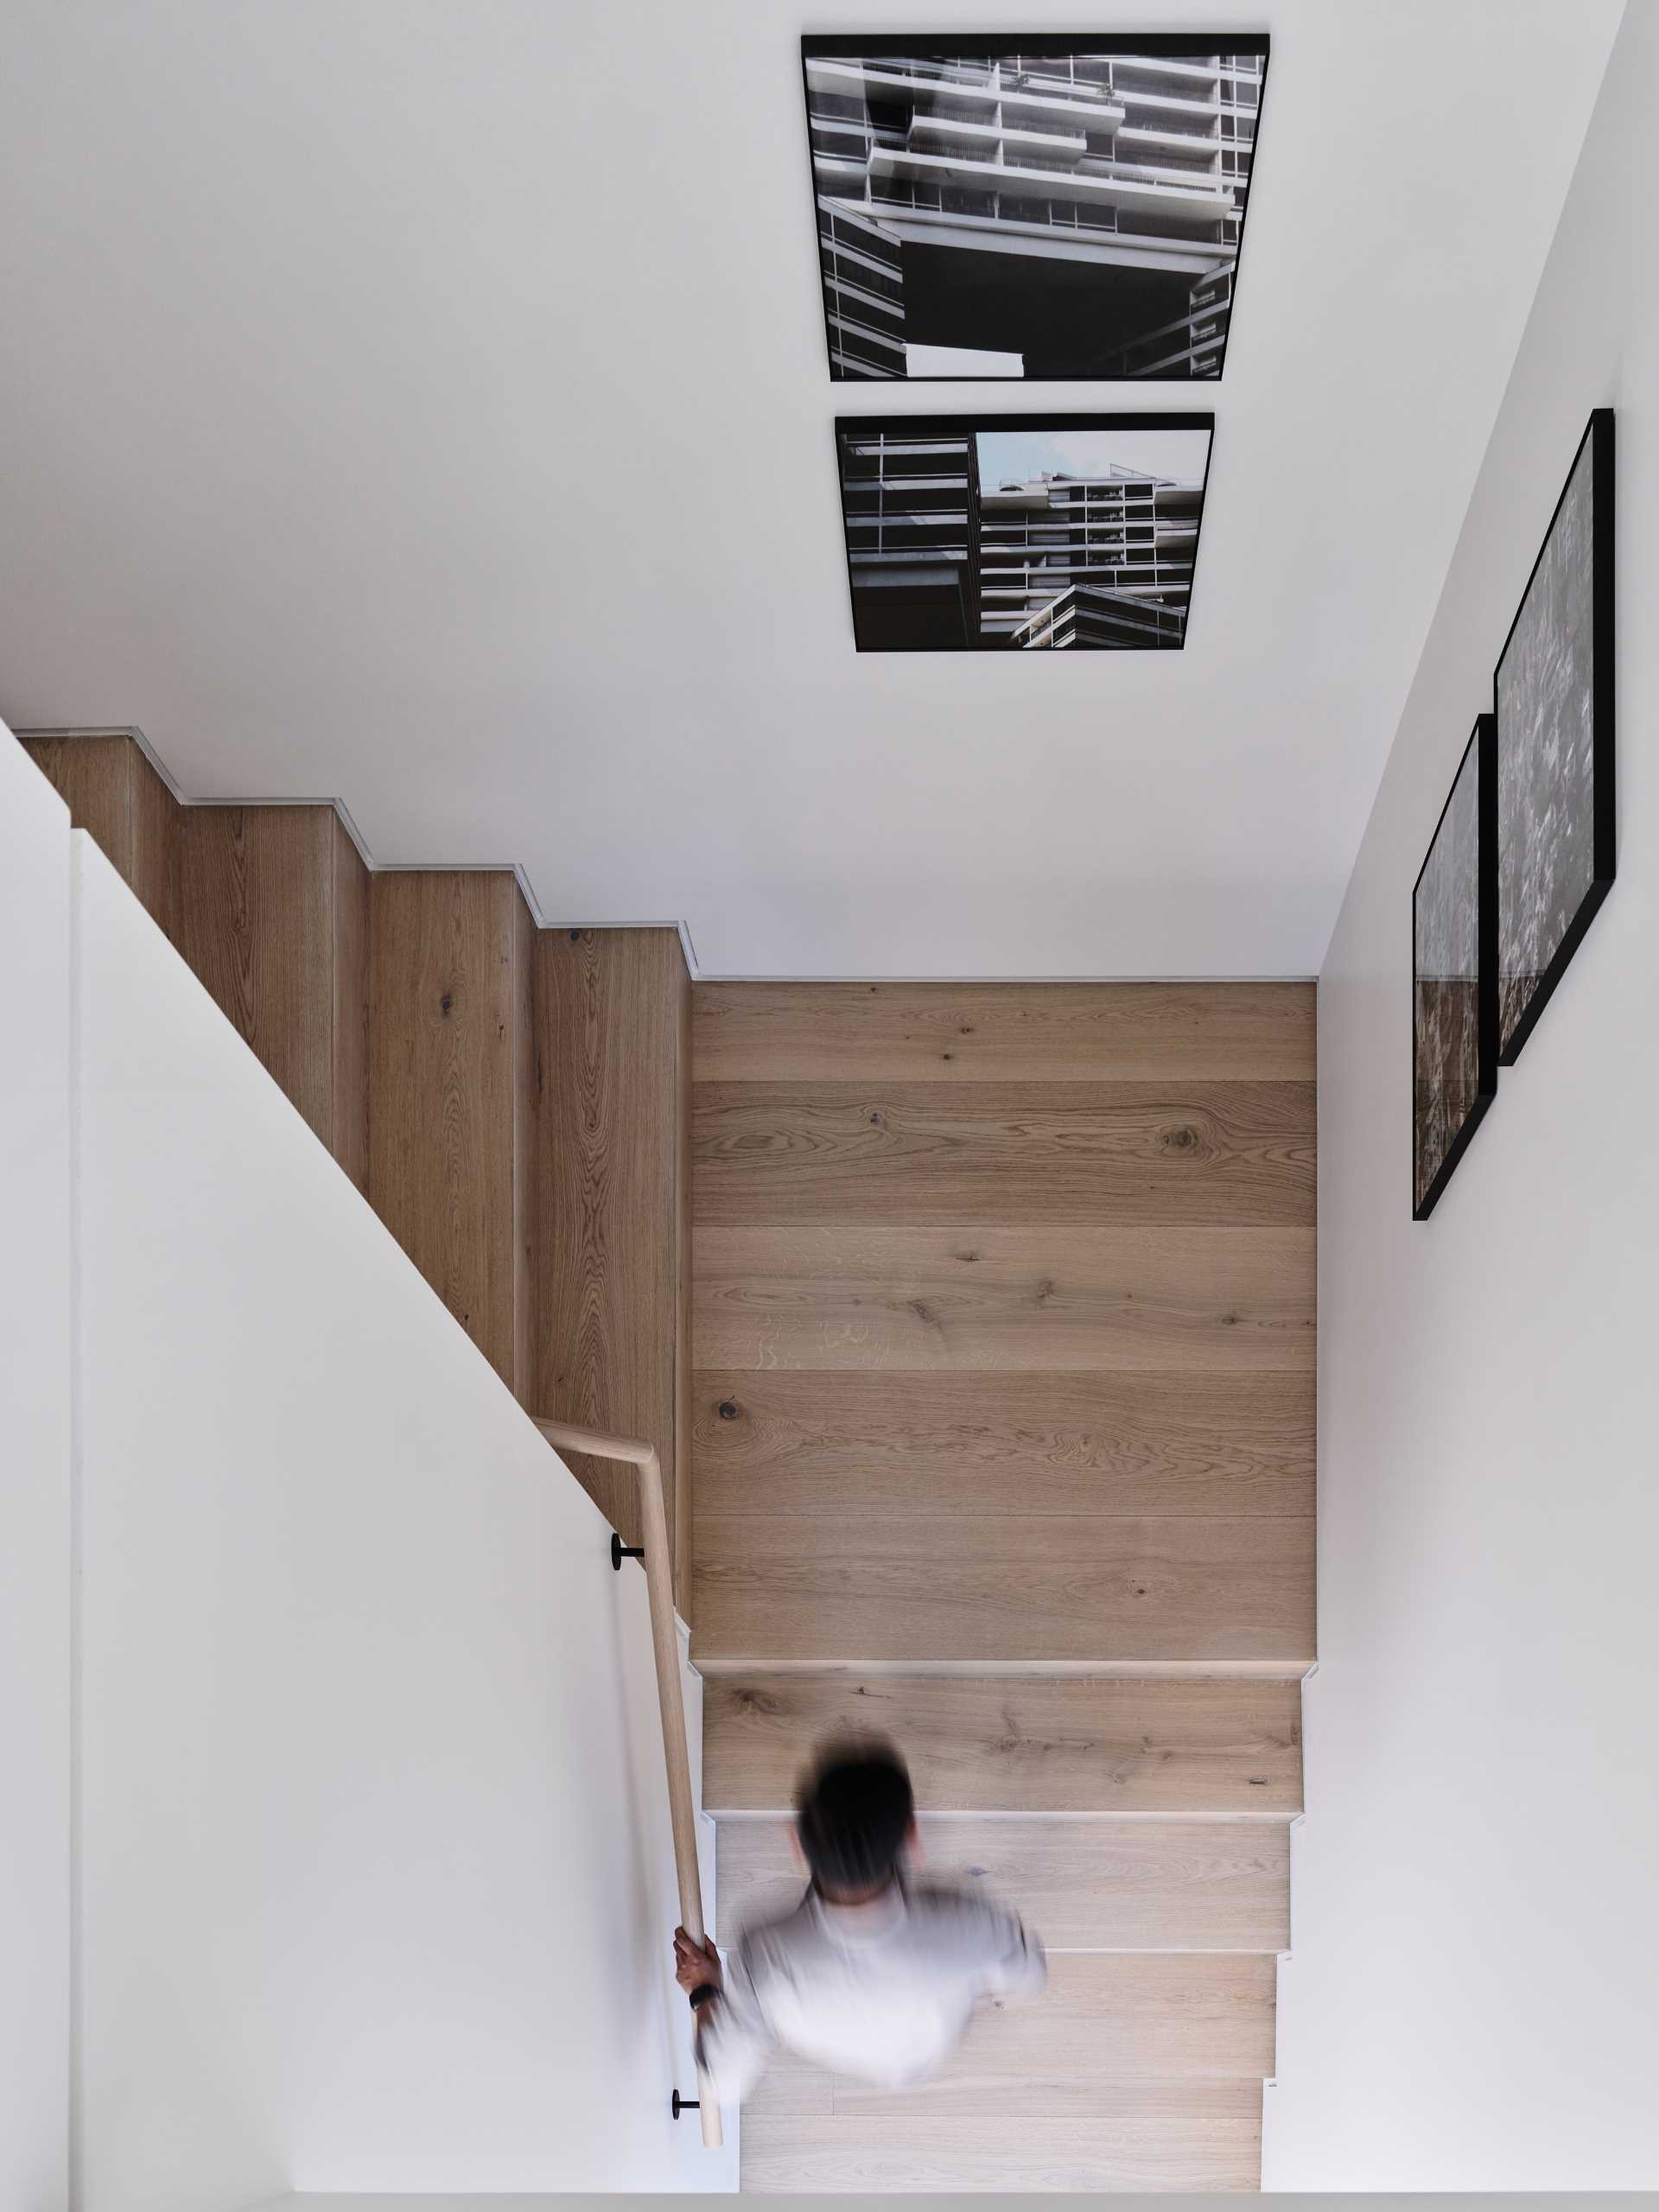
[180,805,336,1146]
[739,2045,834,2116]
[368,870,525,1389]
[22,731,180,936]
[694,1513,1313,1665]
[330,816,372,1192]
[533,927,689,1566]
[915,1951,1270,2081]
[22,733,137,874]
[128,740,182,935]
[694,1080,1314,1227]
[741,1955,1272,2123]
[694,1225,1314,1372]
[693,979,1314,1084]
[702,1675,1301,1815]
[691,1370,1313,1518]
[717,1815,1289,1951]
[511,887,537,1406]
[738,2088,1263,2191]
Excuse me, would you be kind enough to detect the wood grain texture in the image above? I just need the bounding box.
[22,734,136,868]
[717,1816,1288,1951]
[534,928,689,1569]
[694,979,1314,1084]
[703,1675,1301,1815]
[747,1952,1273,2108]
[738,2087,1263,2191]
[695,1080,1314,1227]
[695,1513,1313,1664]
[369,871,529,1389]
[694,1225,1314,1373]
[692,1370,1313,1518]
[129,744,181,934]
[331,817,372,1192]
[22,732,179,936]
[512,887,537,1404]
[180,807,336,1144]
[23,741,367,1185]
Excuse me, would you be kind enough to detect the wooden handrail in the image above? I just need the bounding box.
[533,1417,722,2150]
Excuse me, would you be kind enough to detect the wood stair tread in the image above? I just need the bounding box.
[692,1077,1315,1227]
[691,979,1315,1084]
[741,1952,1274,2119]
[691,1368,1315,1519]
[738,2088,1264,2192]
[694,1223,1315,1374]
[692,1510,1314,1665]
[717,1815,1288,1952]
[704,1673,1302,1815]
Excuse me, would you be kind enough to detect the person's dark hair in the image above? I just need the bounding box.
[797,1737,914,1894]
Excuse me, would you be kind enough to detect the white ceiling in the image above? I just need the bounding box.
[0,1,1623,977]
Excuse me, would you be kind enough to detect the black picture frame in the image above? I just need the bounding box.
[800,35,1271,385]
[1492,407,1616,1065]
[1412,714,1497,1221]
[833,410,1216,653]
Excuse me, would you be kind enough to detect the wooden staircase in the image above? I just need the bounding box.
[23,730,1315,2190]
[690,982,1314,2191]
[20,729,693,1583]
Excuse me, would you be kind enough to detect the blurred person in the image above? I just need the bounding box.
[673,1735,1045,2103]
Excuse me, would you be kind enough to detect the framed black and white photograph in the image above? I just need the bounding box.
[835,413,1214,652]
[1494,407,1615,1064]
[802,36,1268,382]
[1413,715,1497,1221]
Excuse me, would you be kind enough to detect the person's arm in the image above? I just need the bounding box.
[673,1925,774,2104]
[977,1903,1046,1999]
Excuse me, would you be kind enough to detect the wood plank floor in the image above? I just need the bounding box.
[694,1080,1315,1226]
[704,1675,1302,1815]
[738,2092,1264,2192]
[692,1369,1314,1519]
[695,1514,1314,1664]
[718,1816,1289,1951]
[695,1224,1315,1374]
[368,870,531,1392]
[741,1953,1276,2120]
[532,927,690,1567]
[178,806,339,1149]
[692,980,1314,1084]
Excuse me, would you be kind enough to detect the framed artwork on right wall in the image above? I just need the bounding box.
[1413,715,1497,1220]
[1494,407,1615,1064]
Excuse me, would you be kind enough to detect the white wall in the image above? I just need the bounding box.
[67,825,734,2204]
[1266,4,1659,2189]
[0,733,73,2209]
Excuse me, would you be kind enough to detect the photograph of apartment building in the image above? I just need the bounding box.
[804,36,1267,380]
[836,417,1212,651]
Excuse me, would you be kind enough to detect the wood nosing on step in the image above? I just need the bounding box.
[709,1805,1298,1824]
[691,1656,1315,1679]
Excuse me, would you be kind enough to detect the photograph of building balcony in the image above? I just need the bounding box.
[836,417,1213,652]
[803,36,1267,381]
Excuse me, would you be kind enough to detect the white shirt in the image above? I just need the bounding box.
[696,1878,1046,2102]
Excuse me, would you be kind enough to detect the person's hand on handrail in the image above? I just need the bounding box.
[673,1924,723,2010]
